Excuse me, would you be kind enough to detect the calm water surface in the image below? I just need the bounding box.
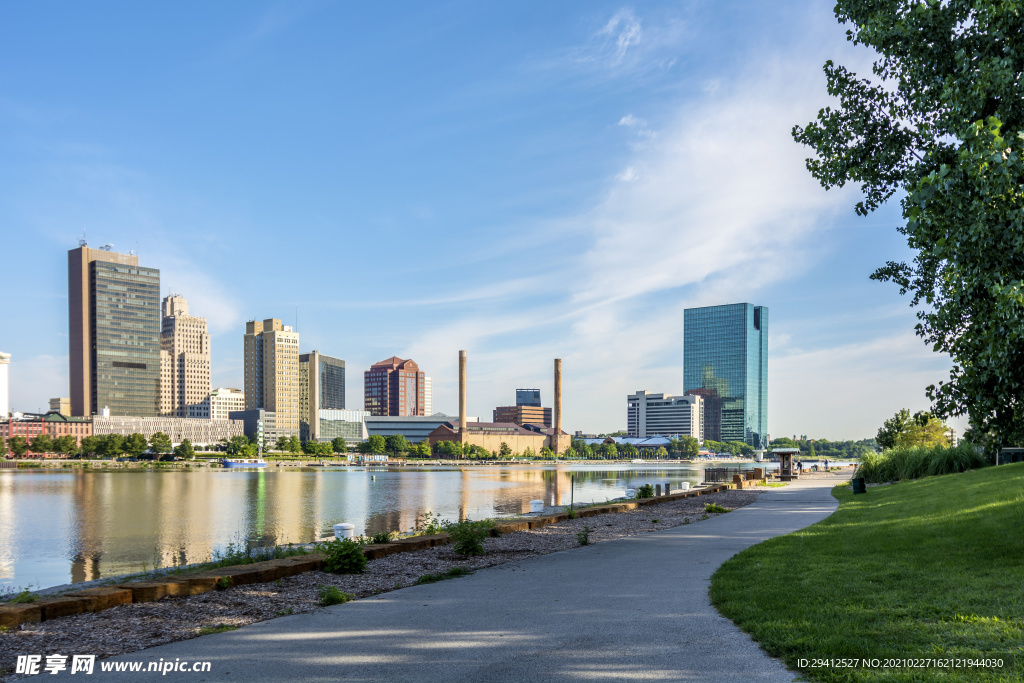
[0,462,764,590]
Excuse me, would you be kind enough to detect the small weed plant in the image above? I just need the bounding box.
[413,511,447,536]
[577,526,591,546]
[318,585,354,606]
[275,607,293,616]
[636,484,654,499]
[704,503,730,514]
[216,576,234,590]
[197,624,238,636]
[444,519,495,556]
[319,538,368,574]
[567,507,577,519]
[370,530,398,544]
[416,567,473,584]
[7,590,37,604]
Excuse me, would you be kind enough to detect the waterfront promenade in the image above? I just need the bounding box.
[63,474,844,682]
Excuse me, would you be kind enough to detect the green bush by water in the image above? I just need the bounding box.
[636,484,654,499]
[319,538,368,574]
[856,443,987,483]
[444,520,495,556]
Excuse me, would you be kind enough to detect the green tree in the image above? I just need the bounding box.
[678,435,700,458]
[331,437,347,454]
[539,446,554,459]
[174,438,196,460]
[125,433,148,457]
[414,442,431,457]
[600,443,618,460]
[101,434,125,458]
[620,443,638,458]
[0,437,6,457]
[286,435,301,454]
[365,434,386,455]
[8,436,29,457]
[275,436,289,452]
[794,1,1024,453]
[385,434,410,456]
[499,442,512,458]
[301,439,317,455]
[904,411,950,448]
[655,446,669,459]
[808,442,817,459]
[30,433,54,455]
[80,435,101,457]
[54,435,78,457]
[149,432,172,454]
[226,435,250,456]
[877,409,912,450]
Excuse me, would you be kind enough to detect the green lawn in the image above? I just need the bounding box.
[710,463,1024,682]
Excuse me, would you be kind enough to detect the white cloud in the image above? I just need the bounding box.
[770,332,965,440]
[618,114,645,127]
[598,9,643,64]
[9,354,67,414]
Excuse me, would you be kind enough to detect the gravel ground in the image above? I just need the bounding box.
[0,488,760,678]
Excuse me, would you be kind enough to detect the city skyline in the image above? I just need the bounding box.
[0,2,967,438]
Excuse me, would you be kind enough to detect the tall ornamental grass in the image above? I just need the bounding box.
[856,443,987,483]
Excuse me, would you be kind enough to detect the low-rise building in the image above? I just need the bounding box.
[627,390,703,442]
[1,412,94,454]
[204,388,246,421]
[229,409,298,446]
[48,398,72,416]
[92,415,243,446]
[313,409,369,443]
[427,420,554,455]
[366,414,477,444]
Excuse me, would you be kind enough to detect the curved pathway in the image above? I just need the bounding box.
[63,474,845,682]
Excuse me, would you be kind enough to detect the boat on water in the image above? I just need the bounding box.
[221,458,266,468]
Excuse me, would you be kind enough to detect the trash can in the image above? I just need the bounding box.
[333,523,355,539]
[851,477,866,495]
[530,499,544,513]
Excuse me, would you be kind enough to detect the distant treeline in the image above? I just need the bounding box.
[769,437,878,459]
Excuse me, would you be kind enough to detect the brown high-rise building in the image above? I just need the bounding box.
[159,295,211,418]
[68,243,161,417]
[364,357,425,417]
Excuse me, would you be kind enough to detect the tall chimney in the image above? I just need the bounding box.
[554,358,562,435]
[459,350,467,433]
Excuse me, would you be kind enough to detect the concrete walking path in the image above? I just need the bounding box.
[67,474,846,682]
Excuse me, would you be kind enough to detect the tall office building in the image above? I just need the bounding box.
[68,244,161,417]
[364,357,425,417]
[423,377,433,416]
[683,303,768,449]
[0,352,10,417]
[243,318,300,435]
[299,351,346,440]
[627,390,703,441]
[159,294,211,418]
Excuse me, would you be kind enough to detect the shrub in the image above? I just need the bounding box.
[413,511,447,536]
[416,567,473,584]
[856,443,987,483]
[705,503,730,514]
[577,526,591,546]
[216,576,234,590]
[567,507,577,519]
[636,484,654,499]
[318,586,354,606]
[370,530,398,544]
[8,590,37,604]
[320,538,368,574]
[444,520,495,556]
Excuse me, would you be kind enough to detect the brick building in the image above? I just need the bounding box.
[364,357,425,417]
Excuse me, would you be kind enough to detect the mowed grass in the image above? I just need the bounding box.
[710,463,1024,682]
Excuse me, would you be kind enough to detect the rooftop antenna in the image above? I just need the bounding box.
[100,243,114,251]
[78,230,88,248]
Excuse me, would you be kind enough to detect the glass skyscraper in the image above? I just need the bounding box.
[683,303,768,449]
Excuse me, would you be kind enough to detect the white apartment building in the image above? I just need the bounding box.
[423,376,433,416]
[92,415,243,446]
[627,390,704,442]
[203,387,246,421]
[0,351,10,417]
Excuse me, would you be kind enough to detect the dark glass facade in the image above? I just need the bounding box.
[90,260,161,416]
[516,389,541,407]
[683,303,768,449]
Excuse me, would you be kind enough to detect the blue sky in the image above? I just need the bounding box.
[0,1,964,439]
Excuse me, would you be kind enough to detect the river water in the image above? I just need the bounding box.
[0,462,765,591]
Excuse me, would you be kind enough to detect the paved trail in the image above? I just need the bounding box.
[63,474,845,682]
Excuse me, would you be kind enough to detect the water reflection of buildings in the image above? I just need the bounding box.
[0,474,14,581]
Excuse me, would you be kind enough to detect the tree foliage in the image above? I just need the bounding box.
[8,436,28,457]
[385,434,410,455]
[877,408,950,450]
[794,1,1024,451]
[125,433,148,457]
[30,434,53,454]
[174,438,195,460]
[149,432,172,454]
[331,437,347,454]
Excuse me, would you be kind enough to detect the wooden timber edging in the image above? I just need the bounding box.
[0,483,749,629]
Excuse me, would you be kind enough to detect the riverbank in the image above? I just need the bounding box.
[0,488,760,677]
[711,464,1023,682]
